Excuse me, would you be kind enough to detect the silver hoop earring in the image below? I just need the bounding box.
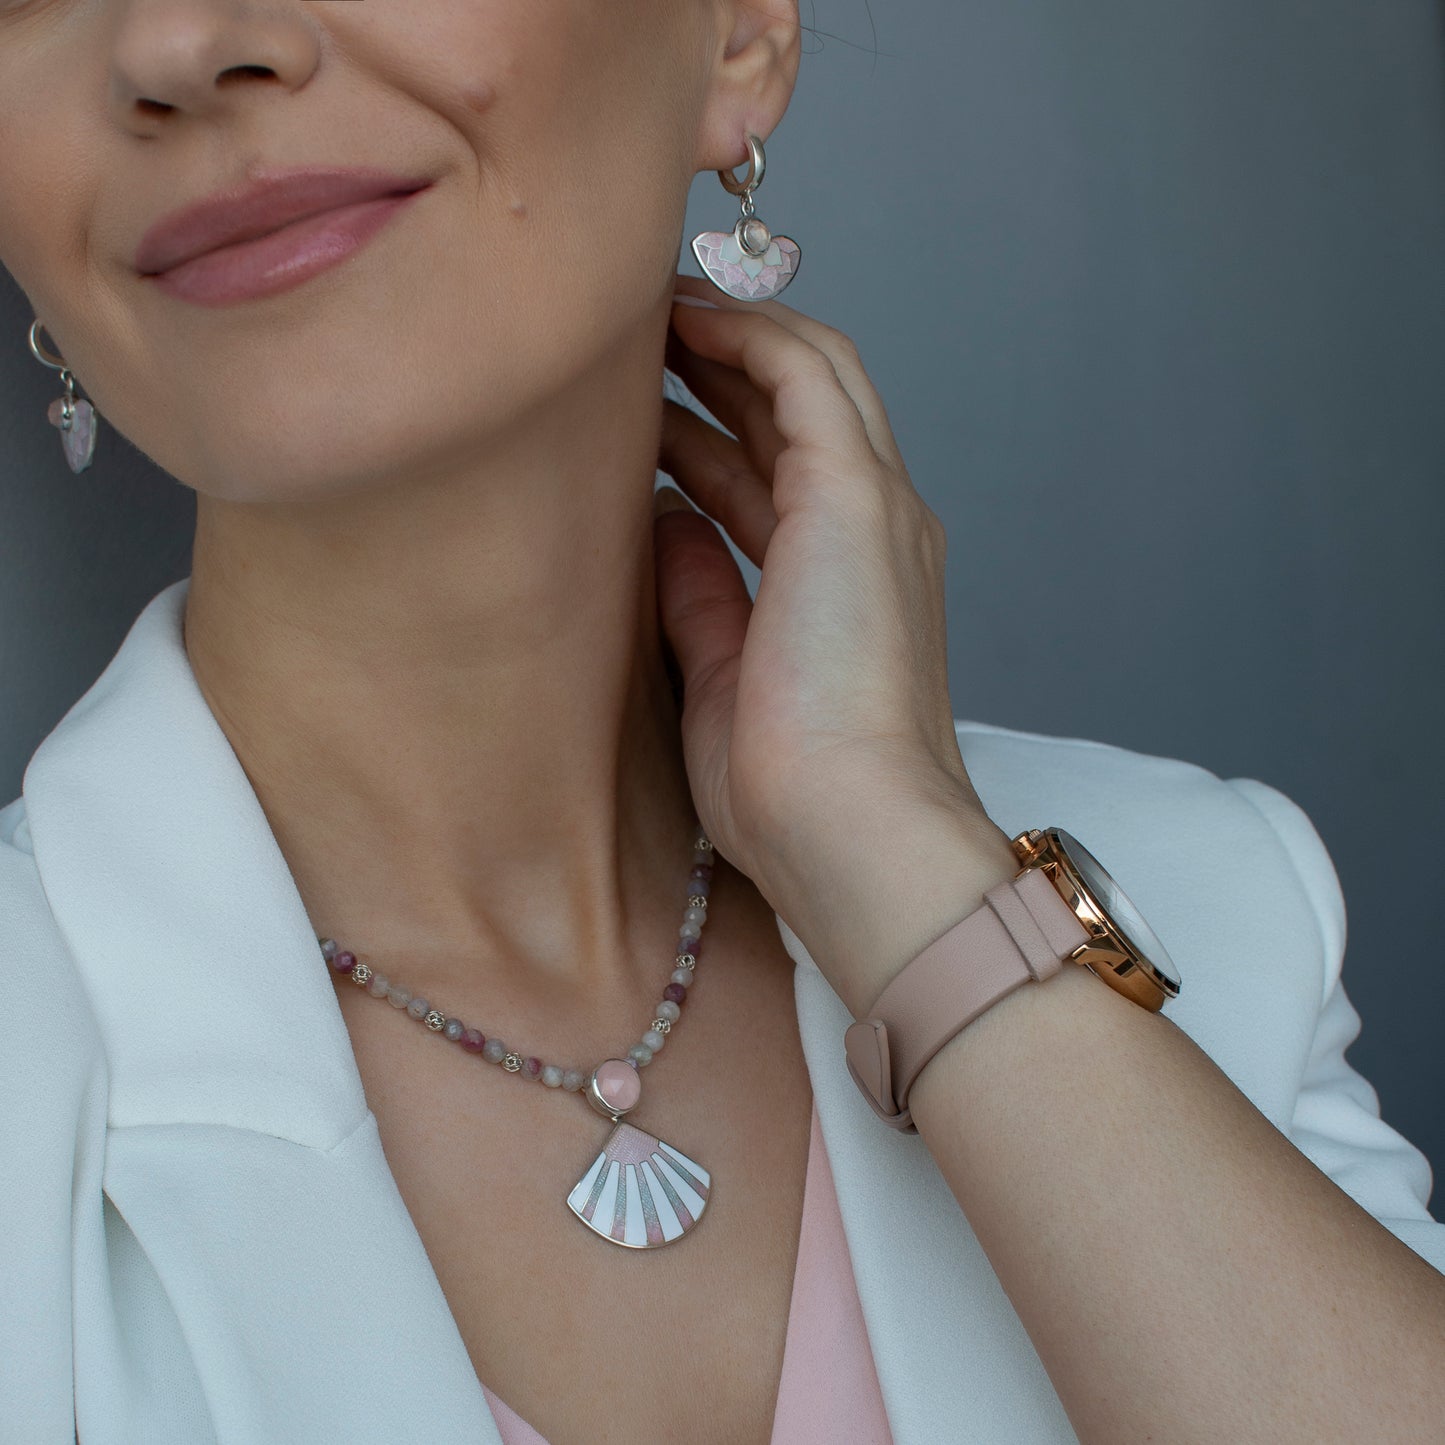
[690,132,801,302]
[28,320,99,473]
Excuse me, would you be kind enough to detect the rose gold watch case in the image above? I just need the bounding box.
[1011,828,1181,1011]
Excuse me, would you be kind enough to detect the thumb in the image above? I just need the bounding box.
[652,486,752,708]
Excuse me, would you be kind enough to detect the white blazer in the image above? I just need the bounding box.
[2,576,1441,1445]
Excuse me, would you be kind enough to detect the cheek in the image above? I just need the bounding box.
[0,0,706,499]
[0,44,98,314]
[436,3,705,320]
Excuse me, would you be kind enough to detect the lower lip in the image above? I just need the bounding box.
[145,188,427,307]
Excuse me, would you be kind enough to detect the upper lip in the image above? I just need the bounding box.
[134,166,432,276]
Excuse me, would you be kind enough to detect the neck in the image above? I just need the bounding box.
[182,324,704,1007]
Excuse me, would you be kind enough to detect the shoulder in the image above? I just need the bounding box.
[953,718,1339,1114]
[0,786,108,1114]
[954,716,1337,947]
[0,791,107,1135]
[0,791,98,1000]
[0,794,109,1430]
[957,714,1315,847]
[952,719,1444,1260]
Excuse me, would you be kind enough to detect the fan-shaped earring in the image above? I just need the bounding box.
[690,132,802,302]
[28,319,99,473]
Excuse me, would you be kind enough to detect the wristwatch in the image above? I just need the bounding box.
[843,826,1182,1132]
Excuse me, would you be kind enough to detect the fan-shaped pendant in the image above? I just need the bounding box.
[691,227,801,302]
[47,396,97,474]
[567,1120,711,1248]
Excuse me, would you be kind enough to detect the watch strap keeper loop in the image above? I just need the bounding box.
[843,867,1088,1132]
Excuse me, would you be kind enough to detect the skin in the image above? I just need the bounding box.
[5,3,1444,1442]
[0,0,812,1003]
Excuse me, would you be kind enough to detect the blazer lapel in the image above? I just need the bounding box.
[23,577,504,1444]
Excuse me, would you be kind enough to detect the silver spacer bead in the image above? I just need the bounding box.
[694,836,713,852]
[503,1052,523,1072]
[687,894,708,910]
[676,952,697,970]
[423,1009,446,1032]
[651,1017,672,1034]
[350,961,373,986]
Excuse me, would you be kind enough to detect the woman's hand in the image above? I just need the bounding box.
[653,273,1019,1017]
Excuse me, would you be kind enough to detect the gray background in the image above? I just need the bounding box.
[2,1,1441,1208]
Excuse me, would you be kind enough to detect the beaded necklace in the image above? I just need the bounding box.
[320,823,715,1249]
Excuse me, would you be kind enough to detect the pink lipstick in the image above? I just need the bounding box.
[135,167,432,307]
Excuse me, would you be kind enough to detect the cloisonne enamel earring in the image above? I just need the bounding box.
[690,132,801,302]
[28,319,99,473]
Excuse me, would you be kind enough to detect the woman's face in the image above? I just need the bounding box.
[0,0,762,501]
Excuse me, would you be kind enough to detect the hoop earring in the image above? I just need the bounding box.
[690,133,801,302]
[28,320,99,473]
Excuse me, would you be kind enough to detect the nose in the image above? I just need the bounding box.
[108,0,321,130]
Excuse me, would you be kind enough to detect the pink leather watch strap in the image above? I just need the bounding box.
[843,867,1089,1131]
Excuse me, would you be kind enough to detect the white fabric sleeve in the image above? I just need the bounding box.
[1226,776,1445,1275]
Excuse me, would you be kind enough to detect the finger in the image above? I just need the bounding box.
[672,276,906,470]
[664,331,789,487]
[657,397,779,568]
[652,489,750,745]
[668,302,878,512]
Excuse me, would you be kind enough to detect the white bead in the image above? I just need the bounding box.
[368,972,390,997]
[642,1029,666,1052]
[671,968,692,986]
[683,906,706,925]
[541,1064,564,1088]
[657,1000,681,1022]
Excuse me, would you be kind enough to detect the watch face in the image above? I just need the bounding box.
[1053,829,1181,991]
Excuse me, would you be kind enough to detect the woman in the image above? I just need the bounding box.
[2,2,1442,1442]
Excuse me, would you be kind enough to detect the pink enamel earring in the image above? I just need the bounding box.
[28,320,99,474]
[690,132,802,302]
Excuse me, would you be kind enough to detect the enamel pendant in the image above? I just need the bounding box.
[47,395,97,474]
[691,217,801,303]
[566,1058,711,1248]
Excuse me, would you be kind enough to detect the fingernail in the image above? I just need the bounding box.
[654,486,695,515]
[672,295,720,310]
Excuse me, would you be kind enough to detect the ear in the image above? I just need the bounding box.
[694,0,803,174]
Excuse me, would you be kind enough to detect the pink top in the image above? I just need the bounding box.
[482,1097,894,1444]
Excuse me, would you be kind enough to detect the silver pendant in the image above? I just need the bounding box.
[689,131,801,303]
[691,221,800,303]
[566,1059,710,1248]
[46,396,97,473]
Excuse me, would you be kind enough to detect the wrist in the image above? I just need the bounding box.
[781,803,1022,1022]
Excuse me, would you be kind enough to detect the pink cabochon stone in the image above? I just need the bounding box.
[594,1058,642,1112]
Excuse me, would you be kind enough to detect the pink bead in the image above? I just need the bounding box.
[461,1028,486,1053]
[664,983,687,1004]
[595,1058,642,1112]
[524,1056,542,1078]
[332,951,356,973]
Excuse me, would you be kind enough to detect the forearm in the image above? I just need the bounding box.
[799,809,1445,1443]
[911,955,1445,1441]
